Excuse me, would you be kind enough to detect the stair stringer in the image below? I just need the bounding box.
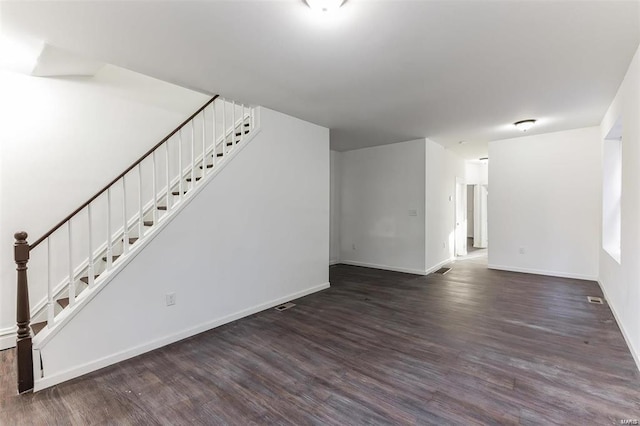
[32,107,331,391]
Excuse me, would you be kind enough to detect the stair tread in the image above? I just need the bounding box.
[199,164,214,169]
[57,297,69,308]
[128,237,138,245]
[185,177,201,182]
[144,220,153,226]
[171,191,188,196]
[80,275,100,284]
[157,205,167,211]
[32,321,47,335]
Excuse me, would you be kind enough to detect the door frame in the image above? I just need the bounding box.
[454,177,467,257]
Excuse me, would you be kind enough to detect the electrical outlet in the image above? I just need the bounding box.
[166,292,176,306]
[408,209,418,216]
[519,247,525,255]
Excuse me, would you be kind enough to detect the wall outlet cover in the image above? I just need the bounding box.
[166,293,176,306]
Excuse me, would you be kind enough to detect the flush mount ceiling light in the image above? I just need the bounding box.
[514,119,536,132]
[305,0,346,13]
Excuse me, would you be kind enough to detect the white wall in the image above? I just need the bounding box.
[0,65,210,349]
[36,108,330,388]
[339,140,426,274]
[488,127,601,280]
[336,138,464,275]
[330,150,341,264]
[425,139,465,270]
[465,161,488,185]
[599,43,640,371]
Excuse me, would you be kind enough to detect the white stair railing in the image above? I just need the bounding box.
[13,96,258,393]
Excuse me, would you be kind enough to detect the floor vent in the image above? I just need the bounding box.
[275,302,296,312]
[587,296,604,304]
[434,267,451,275]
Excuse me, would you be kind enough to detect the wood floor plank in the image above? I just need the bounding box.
[1,252,639,424]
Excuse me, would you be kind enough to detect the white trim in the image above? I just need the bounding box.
[336,257,455,276]
[33,121,263,349]
[33,281,330,391]
[488,264,598,281]
[329,259,340,266]
[597,279,640,373]
[0,326,16,350]
[338,260,427,276]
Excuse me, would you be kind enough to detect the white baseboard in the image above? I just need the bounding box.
[338,260,427,276]
[33,282,330,391]
[0,326,16,351]
[336,258,455,276]
[597,279,640,374]
[329,259,340,266]
[488,264,598,281]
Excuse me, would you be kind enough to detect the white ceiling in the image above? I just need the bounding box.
[2,1,638,158]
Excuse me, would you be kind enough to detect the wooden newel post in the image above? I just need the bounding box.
[15,231,34,394]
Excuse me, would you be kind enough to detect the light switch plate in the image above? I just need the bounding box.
[166,293,176,306]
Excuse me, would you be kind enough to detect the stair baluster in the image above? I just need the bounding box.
[107,187,113,270]
[87,204,95,287]
[47,240,54,326]
[138,164,144,238]
[68,222,75,307]
[123,177,130,255]
[152,151,158,225]
[165,141,171,212]
[232,100,236,148]
[201,109,207,177]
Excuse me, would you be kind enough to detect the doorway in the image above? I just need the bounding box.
[470,184,488,250]
[455,180,488,258]
[467,185,476,252]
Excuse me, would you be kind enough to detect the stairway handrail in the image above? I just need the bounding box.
[29,95,219,250]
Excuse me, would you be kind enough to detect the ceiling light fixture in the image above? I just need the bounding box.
[304,0,346,13]
[513,119,536,132]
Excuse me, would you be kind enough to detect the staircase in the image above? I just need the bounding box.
[13,96,260,393]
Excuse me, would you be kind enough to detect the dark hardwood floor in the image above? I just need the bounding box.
[1,254,639,424]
